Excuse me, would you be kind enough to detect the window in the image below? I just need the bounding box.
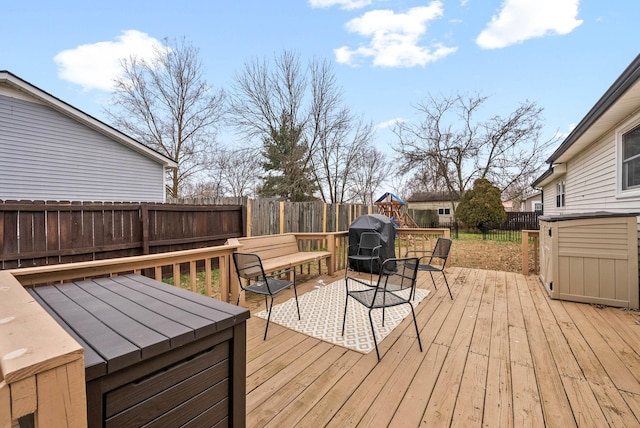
[533,202,542,212]
[622,125,640,190]
[438,208,451,215]
[556,181,565,208]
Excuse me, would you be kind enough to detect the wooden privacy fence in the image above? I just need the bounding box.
[246,199,375,236]
[168,196,376,236]
[0,200,244,269]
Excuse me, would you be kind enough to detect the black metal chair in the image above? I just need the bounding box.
[342,257,423,360]
[232,252,300,340]
[405,237,453,299]
[346,231,382,285]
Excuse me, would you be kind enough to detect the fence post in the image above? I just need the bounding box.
[140,203,149,255]
[279,201,285,234]
[246,199,252,237]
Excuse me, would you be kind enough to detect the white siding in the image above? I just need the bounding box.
[541,114,640,215]
[0,94,166,202]
[565,130,618,211]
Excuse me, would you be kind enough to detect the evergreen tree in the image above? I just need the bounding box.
[456,178,506,233]
[259,115,317,201]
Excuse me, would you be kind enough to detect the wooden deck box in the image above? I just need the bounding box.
[28,274,250,427]
[539,212,639,308]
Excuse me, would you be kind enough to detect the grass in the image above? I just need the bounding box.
[164,269,222,298]
[450,233,531,273]
[167,233,536,298]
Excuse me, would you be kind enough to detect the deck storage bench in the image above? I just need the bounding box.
[539,212,639,308]
[28,274,250,427]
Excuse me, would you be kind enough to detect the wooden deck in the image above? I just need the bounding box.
[244,267,640,427]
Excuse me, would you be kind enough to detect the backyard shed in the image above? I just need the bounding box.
[532,54,640,308]
[539,212,639,308]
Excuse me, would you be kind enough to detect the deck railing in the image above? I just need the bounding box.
[0,228,451,427]
[0,232,338,427]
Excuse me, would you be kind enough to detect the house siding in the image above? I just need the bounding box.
[406,200,458,223]
[541,121,640,216]
[0,94,166,202]
[565,130,617,211]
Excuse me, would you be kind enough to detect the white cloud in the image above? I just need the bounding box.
[335,2,457,67]
[554,122,577,140]
[476,0,583,49]
[377,118,405,129]
[54,30,165,91]
[309,0,372,10]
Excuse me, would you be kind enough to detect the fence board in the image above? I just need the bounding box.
[0,201,243,269]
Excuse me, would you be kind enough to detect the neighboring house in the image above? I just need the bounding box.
[406,191,460,223]
[0,71,177,202]
[520,192,542,212]
[532,54,640,308]
[532,54,640,218]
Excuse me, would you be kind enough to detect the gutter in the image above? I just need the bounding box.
[545,54,640,164]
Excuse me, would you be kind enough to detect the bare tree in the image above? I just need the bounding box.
[393,92,557,200]
[307,58,373,203]
[348,147,393,205]
[228,51,376,202]
[312,116,374,203]
[219,147,261,198]
[181,179,225,199]
[105,37,225,198]
[228,51,318,201]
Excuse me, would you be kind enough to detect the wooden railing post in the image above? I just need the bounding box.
[522,229,540,275]
[326,233,336,276]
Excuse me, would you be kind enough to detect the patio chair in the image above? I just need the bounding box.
[405,237,453,299]
[342,257,423,360]
[346,231,382,285]
[232,252,301,340]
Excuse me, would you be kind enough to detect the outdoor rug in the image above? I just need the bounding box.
[255,278,429,354]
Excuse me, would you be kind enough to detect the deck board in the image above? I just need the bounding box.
[244,267,640,427]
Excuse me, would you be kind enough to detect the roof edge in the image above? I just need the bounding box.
[546,54,640,164]
[0,70,177,169]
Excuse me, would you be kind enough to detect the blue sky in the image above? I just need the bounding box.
[2,0,638,154]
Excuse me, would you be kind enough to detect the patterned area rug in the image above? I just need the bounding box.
[255,278,429,354]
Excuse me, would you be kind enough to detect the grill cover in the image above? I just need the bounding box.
[347,214,396,274]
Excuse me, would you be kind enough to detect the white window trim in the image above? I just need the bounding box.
[556,180,565,208]
[437,207,451,215]
[616,115,640,199]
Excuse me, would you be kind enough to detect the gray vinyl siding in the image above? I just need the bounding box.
[0,94,166,202]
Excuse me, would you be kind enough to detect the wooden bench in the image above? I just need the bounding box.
[226,233,334,304]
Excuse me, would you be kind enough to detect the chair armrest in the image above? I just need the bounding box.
[345,275,373,289]
[372,244,382,258]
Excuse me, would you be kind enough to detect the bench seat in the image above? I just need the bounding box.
[226,234,333,276]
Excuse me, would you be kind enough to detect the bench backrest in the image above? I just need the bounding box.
[237,234,299,261]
